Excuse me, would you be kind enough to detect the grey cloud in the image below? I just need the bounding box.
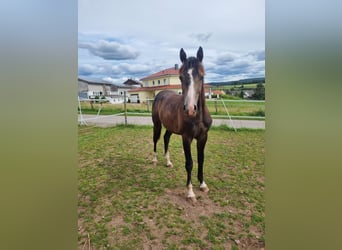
[78,64,96,76]
[206,51,265,81]
[216,52,238,65]
[117,63,151,75]
[79,62,153,80]
[190,32,213,43]
[79,40,140,60]
[247,50,265,61]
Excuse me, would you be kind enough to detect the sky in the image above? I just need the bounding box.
[78,0,265,84]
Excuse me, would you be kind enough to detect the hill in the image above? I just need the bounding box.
[209,77,265,87]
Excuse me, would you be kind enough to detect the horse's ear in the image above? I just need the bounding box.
[197,46,203,62]
[180,48,187,63]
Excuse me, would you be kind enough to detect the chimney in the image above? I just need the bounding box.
[174,64,179,70]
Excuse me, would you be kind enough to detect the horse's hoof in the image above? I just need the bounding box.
[152,160,158,166]
[186,196,197,203]
[200,183,209,193]
[166,162,173,168]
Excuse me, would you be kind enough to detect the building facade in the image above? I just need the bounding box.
[128,64,182,103]
[78,78,141,103]
[129,64,212,103]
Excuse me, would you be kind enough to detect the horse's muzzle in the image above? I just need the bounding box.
[184,104,197,117]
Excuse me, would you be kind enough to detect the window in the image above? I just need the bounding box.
[158,80,160,85]
[152,81,155,85]
[163,79,166,85]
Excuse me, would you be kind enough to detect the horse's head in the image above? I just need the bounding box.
[179,47,205,117]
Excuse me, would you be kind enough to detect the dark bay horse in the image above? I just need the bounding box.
[152,47,212,201]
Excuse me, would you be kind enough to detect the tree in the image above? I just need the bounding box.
[253,83,265,100]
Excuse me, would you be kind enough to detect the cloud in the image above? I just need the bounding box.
[247,50,265,61]
[78,64,97,76]
[204,50,264,81]
[116,63,151,75]
[78,62,154,82]
[215,52,238,65]
[190,32,213,43]
[78,40,140,60]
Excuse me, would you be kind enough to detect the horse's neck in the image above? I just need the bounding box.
[199,85,207,108]
[197,87,206,118]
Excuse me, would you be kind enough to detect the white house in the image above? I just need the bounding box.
[78,78,142,103]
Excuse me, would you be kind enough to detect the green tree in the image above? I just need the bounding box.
[253,83,265,100]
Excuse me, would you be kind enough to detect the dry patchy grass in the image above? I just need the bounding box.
[78,125,265,249]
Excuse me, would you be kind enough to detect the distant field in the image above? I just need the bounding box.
[213,83,259,90]
[79,99,265,118]
[78,125,265,249]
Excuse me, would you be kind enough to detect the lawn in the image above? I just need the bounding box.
[78,125,265,249]
[78,99,265,118]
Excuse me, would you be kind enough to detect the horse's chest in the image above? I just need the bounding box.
[184,120,208,138]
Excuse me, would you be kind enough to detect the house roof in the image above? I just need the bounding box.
[140,67,179,81]
[122,79,143,86]
[212,90,225,95]
[78,77,136,89]
[78,78,110,86]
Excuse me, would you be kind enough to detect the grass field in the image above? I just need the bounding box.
[78,125,265,249]
[79,99,265,118]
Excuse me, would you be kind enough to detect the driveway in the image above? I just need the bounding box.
[78,114,265,129]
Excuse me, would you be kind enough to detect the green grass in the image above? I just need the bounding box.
[79,99,265,117]
[78,125,265,249]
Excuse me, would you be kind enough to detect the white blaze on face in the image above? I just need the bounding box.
[187,68,196,116]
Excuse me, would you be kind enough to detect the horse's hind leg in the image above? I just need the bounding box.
[164,130,173,167]
[152,121,162,165]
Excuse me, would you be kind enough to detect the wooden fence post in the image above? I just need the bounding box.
[124,91,127,126]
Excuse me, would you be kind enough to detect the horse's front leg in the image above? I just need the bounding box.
[197,133,209,192]
[182,136,196,201]
[164,130,173,167]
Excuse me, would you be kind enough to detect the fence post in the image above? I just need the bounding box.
[124,91,127,126]
[215,99,218,113]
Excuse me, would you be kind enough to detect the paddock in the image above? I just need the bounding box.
[78,125,265,249]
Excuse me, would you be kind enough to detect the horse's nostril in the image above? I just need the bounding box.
[194,105,197,111]
[183,105,186,111]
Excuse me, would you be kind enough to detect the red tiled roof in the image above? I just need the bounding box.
[140,67,179,81]
[212,90,225,95]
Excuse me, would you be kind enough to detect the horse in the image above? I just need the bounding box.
[152,47,212,201]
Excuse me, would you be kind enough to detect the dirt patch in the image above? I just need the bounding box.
[161,187,225,219]
[139,187,231,249]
